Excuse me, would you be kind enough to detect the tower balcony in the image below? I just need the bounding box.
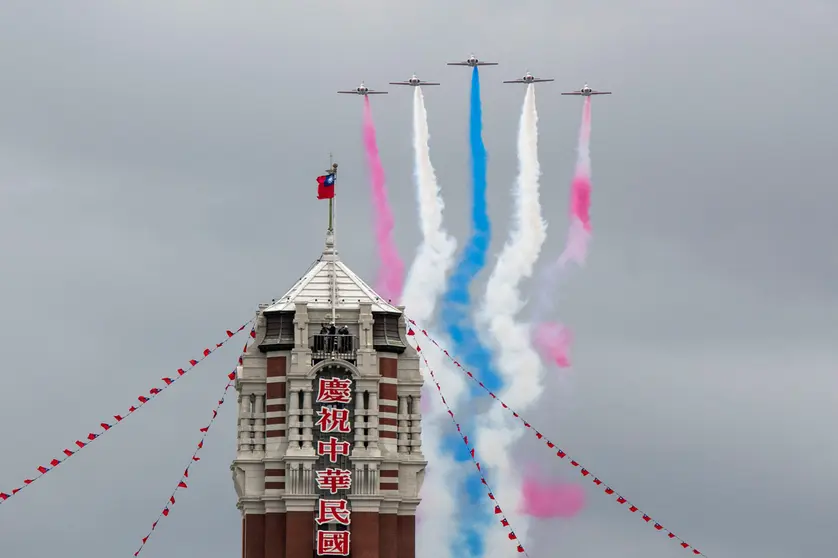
[309,334,359,362]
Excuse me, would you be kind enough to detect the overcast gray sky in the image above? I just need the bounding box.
[1,1,836,556]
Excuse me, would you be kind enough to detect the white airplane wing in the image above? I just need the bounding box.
[476,62,498,66]
[447,61,471,66]
[532,78,554,83]
[590,90,612,95]
[561,91,584,95]
[389,82,412,85]
[419,81,440,85]
[503,79,525,84]
[366,90,388,94]
[337,91,358,94]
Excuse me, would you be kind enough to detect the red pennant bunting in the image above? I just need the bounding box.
[0,320,254,507]
[407,317,708,558]
[131,375,245,556]
[414,344,528,556]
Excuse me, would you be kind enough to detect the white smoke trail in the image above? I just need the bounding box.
[401,86,457,320]
[415,336,469,558]
[474,84,547,555]
[399,86,461,558]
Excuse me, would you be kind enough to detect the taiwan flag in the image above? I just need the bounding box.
[317,173,336,200]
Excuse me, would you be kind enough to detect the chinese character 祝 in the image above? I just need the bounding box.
[317,377,353,404]
[316,406,351,433]
[317,436,351,463]
[316,530,350,556]
[316,498,351,525]
[316,468,352,494]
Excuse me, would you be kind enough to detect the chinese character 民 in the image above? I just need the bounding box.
[316,468,352,494]
[317,436,351,462]
[316,406,351,433]
[316,530,350,556]
[316,498,351,525]
[317,377,353,404]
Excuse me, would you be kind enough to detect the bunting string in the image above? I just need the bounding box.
[131,375,245,554]
[416,342,529,556]
[132,323,255,555]
[407,319,706,557]
[0,319,255,506]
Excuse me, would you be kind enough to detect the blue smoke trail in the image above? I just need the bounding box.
[439,65,499,558]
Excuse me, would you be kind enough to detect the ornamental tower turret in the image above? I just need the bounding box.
[232,217,425,558]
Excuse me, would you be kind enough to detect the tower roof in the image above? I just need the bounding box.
[263,229,401,314]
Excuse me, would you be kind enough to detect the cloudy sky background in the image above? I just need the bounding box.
[1,1,836,556]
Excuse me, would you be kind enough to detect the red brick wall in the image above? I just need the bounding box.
[265,513,286,558]
[398,515,415,558]
[244,514,266,558]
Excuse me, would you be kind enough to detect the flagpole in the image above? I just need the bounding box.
[326,157,338,324]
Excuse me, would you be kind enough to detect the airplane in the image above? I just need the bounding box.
[337,82,388,96]
[447,53,498,67]
[503,71,554,84]
[389,74,440,87]
[561,83,612,96]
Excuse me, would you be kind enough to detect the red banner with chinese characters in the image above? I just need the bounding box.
[406,319,706,557]
[314,373,355,556]
[0,320,255,506]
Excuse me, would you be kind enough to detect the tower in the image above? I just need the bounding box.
[232,226,425,558]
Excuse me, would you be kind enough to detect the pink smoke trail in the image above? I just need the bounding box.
[363,96,404,303]
[534,97,593,367]
[520,477,586,519]
[533,322,572,368]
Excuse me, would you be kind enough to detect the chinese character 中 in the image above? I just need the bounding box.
[316,406,351,433]
[316,530,350,556]
[316,377,353,404]
[315,468,352,494]
[317,436,351,463]
[316,498,351,525]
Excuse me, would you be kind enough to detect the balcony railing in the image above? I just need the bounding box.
[309,334,358,361]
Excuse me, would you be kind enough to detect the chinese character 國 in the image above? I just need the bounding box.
[316,530,350,556]
[317,436,351,463]
[317,377,353,404]
[315,468,352,494]
[316,499,351,525]
[316,406,351,433]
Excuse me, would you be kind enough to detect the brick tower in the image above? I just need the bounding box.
[231,225,425,558]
